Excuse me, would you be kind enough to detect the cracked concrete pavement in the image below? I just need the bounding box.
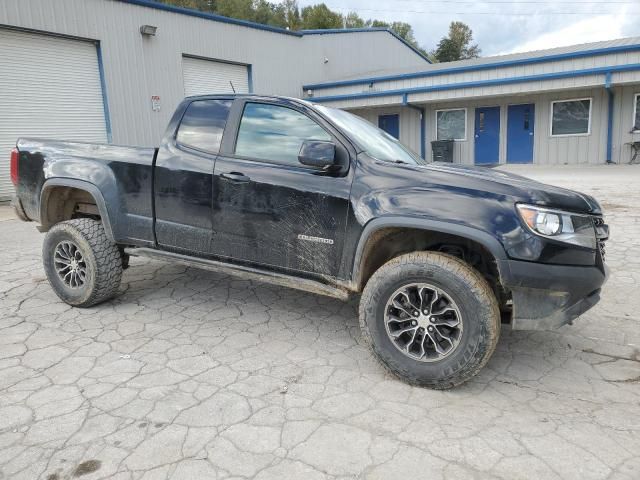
[1,165,639,480]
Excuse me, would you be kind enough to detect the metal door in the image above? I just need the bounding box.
[507,104,535,164]
[474,107,500,165]
[211,100,352,276]
[378,114,400,139]
[0,28,107,199]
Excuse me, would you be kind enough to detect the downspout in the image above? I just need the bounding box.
[403,93,426,160]
[605,71,614,164]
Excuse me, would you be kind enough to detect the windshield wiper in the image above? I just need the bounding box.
[389,159,409,164]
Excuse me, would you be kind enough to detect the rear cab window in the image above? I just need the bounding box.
[176,99,232,153]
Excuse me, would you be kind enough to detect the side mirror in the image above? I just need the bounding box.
[298,140,336,170]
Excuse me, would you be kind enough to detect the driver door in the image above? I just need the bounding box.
[211,99,352,276]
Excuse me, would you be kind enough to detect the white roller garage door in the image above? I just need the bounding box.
[0,28,108,199]
[182,56,249,97]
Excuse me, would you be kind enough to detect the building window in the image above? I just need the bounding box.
[436,109,466,141]
[633,93,640,131]
[235,102,331,166]
[550,98,592,136]
[176,99,232,153]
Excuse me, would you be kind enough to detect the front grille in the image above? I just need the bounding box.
[593,216,608,262]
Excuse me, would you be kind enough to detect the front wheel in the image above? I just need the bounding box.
[42,219,123,307]
[359,252,500,389]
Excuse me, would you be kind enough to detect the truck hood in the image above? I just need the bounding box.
[416,162,602,215]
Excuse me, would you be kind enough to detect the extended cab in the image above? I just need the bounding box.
[11,95,609,388]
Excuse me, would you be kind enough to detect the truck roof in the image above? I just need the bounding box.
[183,93,315,108]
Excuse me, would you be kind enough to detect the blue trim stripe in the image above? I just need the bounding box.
[95,42,113,143]
[386,29,431,64]
[117,1,430,63]
[311,63,640,103]
[303,43,640,91]
[300,28,387,34]
[119,0,300,36]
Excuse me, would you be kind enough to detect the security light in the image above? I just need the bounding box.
[140,25,157,36]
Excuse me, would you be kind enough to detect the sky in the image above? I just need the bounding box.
[298,0,640,56]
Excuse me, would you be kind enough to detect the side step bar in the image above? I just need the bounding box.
[124,247,351,301]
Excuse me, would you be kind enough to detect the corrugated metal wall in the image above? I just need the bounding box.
[0,0,428,146]
[421,89,610,165]
[612,85,640,164]
[308,38,640,100]
[350,107,422,155]
[348,88,631,165]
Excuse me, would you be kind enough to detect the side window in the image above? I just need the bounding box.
[235,103,332,166]
[176,99,232,153]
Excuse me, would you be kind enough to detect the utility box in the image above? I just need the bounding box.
[431,140,454,163]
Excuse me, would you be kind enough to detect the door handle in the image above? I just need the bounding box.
[220,172,250,183]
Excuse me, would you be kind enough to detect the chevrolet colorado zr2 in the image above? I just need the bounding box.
[10,95,609,388]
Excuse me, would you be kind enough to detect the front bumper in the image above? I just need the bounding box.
[501,259,609,330]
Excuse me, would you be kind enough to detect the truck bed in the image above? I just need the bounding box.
[15,138,157,245]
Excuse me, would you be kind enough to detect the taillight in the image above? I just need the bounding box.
[10,148,18,186]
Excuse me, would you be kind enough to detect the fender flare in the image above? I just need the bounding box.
[351,216,511,288]
[39,178,116,242]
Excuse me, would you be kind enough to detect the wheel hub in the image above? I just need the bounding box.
[53,241,87,289]
[416,313,434,329]
[384,283,463,362]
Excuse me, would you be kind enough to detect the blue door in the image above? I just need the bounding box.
[507,104,535,164]
[474,107,500,165]
[379,114,400,139]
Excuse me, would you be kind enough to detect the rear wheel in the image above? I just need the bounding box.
[42,219,122,307]
[359,252,500,389]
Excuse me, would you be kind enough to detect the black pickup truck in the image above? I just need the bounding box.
[11,94,609,388]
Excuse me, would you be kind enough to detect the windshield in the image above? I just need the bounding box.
[315,104,426,165]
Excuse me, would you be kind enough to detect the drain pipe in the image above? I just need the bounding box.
[605,72,614,164]
[403,93,426,160]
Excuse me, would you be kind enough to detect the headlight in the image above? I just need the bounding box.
[516,204,596,249]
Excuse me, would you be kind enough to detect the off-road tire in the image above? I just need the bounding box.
[42,219,123,307]
[359,252,500,389]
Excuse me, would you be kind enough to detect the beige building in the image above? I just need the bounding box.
[0,0,430,198]
[304,38,640,167]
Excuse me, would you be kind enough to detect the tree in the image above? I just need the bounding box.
[282,0,301,30]
[432,21,480,63]
[253,0,288,28]
[215,0,254,21]
[300,3,343,29]
[344,12,366,29]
